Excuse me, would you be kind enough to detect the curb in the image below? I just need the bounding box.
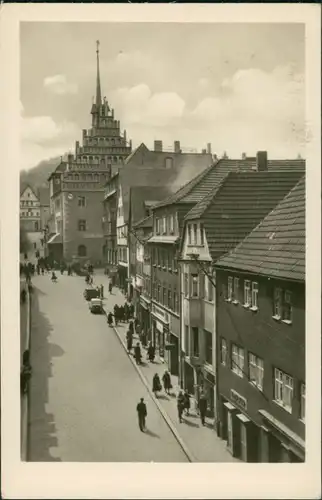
[21,283,31,461]
[102,308,196,463]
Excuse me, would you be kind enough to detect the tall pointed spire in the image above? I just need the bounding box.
[96,40,102,107]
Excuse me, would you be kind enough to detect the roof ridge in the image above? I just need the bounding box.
[153,159,218,209]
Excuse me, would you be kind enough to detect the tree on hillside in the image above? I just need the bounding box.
[20,226,32,254]
[20,155,63,189]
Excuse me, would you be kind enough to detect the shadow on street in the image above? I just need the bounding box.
[27,286,64,461]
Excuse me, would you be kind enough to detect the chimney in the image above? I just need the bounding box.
[222,151,228,159]
[202,148,207,154]
[256,151,268,171]
[154,140,163,152]
[174,140,181,153]
[242,152,247,160]
[207,143,212,154]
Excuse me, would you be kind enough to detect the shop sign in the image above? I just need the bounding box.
[152,304,169,324]
[230,389,247,411]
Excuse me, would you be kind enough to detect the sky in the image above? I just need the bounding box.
[20,22,305,171]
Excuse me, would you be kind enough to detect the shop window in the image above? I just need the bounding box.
[274,368,293,413]
[78,245,87,257]
[192,327,199,357]
[78,219,86,231]
[231,344,244,378]
[220,338,227,365]
[248,353,264,391]
[300,383,305,422]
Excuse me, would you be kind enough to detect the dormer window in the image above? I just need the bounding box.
[165,157,173,169]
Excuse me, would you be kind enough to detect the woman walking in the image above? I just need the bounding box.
[162,370,172,395]
[183,390,191,416]
[152,373,162,397]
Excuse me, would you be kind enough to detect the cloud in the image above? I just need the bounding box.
[44,74,78,95]
[110,84,185,127]
[21,107,78,170]
[190,65,305,157]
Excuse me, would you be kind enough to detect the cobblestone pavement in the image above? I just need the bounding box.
[28,273,188,462]
[93,271,239,463]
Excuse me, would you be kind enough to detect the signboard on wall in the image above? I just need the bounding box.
[230,389,247,411]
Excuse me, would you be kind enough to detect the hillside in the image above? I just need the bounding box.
[20,155,64,189]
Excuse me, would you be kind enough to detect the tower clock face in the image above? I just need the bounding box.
[68,193,73,200]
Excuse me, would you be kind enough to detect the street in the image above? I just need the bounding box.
[28,272,188,462]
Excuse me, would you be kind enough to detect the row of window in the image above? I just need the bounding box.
[20,211,40,217]
[20,200,39,206]
[152,281,179,314]
[220,339,305,420]
[155,214,176,235]
[187,222,205,246]
[225,276,292,322]
[84,137,125,146]
[118,247,128,263]
[152,248,178,272]
[64,173,102,182]
[117,225,127,239]
[78,155,124,164]
[183,272,214,302]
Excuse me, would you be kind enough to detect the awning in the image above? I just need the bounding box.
[47,233,62,245]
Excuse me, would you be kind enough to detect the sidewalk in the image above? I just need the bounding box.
[92,272,238,463]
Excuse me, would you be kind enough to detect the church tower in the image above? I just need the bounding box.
[48,41,132,263]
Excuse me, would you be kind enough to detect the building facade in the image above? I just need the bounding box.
[215,176,305,462]
[47,41,131,263]
[20,184,41,233]
[177,157,305,419]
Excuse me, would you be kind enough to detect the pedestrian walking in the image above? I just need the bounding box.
[136,398,147,432]
[134,342,142,365]
[162,370,172,395]
[128,319,134,336]
[134,317,139,329]
[147,341,155,363]
[177,391,185,423]
[199,390,208,426]
[107,312,114,327]
[114,304,119,325]
[129,303,134,319]
[126,330,133,353]
[108,282,113,294]
[152,373,162,397]
[124,303,129,322]
[41,267,45,275]
[51,272,58,283]
[119,305,125,322]
[183,390,191,415]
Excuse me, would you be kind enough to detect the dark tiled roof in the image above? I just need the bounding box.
[215,175,305,281]
[189,170,304,264]
[155,157,305,209]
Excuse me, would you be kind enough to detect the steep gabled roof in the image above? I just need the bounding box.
[124,143,150,164]
[182,170,304,264]
[20,183,39,199]
[215,175,305,282]
[154,157,305,209]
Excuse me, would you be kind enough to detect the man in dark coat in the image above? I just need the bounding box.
[126,330,133,353]
[199,390,208,426]
[136,398,147,432]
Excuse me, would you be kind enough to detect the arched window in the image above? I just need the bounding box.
[78,245,87,257]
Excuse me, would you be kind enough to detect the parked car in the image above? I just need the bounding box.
[83,288,100,301]
[89,298,103,314]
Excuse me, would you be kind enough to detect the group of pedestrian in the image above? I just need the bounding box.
[177,389,207,426]
[152,370,172,397]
